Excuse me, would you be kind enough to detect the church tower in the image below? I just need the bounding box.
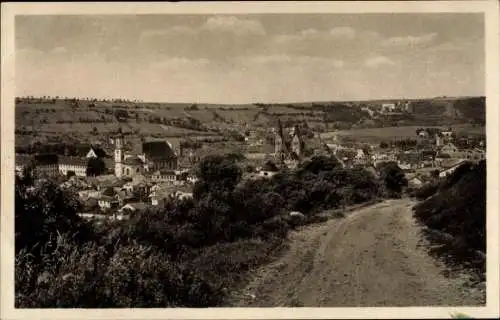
[114,131,124,178]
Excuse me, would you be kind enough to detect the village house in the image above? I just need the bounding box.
[58,156,89,177]
[439,159,469,178]
[258,161,280,178]
[15,154,32,176]
[97,195,119,210]
[32,154,60,177]
[115,190,138,207]
[441,128,454,138]
[405,173,424,188]
[380,103,396,113]
[151,169,177,183]
[86,147,107,159]
[118,202,151,214]
[78,189,100,201]
[439,142,459,155]
[397,152,423,171]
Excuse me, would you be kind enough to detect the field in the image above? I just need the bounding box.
[15,96,485,151]
[322,125,485,143]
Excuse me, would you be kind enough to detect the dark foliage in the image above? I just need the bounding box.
[377,162,408,197]
[15,152,382,308]
[86,158,106,176]
[413,160,486,276]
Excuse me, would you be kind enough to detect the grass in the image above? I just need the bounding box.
[321,125,485,142]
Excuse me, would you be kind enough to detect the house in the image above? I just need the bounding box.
[115,190,137,207]
[441,128,454,137]
[118,202,150,214]
[258,161,280,178]
[381,103,396,113]
[439,160,469,178]
[78,189,100,200]
[397,152,423,170]
[440,142,458,154]
[151,169,177,183]
[416,129,429,138]
[86,147,107,159]
[32,154,60,177]
[97,195,119,210]
[15,154,32,176]
[122,177,148,194]
[59,156,89,177]
[406,174,424,187]
[170,191,193,200]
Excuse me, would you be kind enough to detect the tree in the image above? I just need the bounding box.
[299,155,342,175]
[380,141,389,149]
[378,162,408,197]
[86,158,106,177]
[193,155,242,200]
[15,178,92,254]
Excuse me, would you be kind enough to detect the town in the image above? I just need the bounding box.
[15,97,486,223]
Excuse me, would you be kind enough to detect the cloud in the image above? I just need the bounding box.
[329,26,356,39]
[202,16,266,36]
[149,57,211,70]
[238,54,345,69]
[381,33,437,47]
[140,26,196,41]
[365,56,396,68]
[51,46,67,54]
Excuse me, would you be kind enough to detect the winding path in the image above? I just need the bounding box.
[230,199,485,307]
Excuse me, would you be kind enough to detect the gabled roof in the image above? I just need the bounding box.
[98,195,116,202]
[120,202,149,212]
[154,169,176,176]
[141,141,176,159]
[123,156,143,166]
[87,147,107,158]
[33,153,58,165]
[440,159,468,171]
[59,156,88,167]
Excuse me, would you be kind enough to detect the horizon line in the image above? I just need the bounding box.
[14,94,486,106]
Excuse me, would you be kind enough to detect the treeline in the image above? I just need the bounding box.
[15,154,405,307]
[413,160,486,276]
[15,143,107,158]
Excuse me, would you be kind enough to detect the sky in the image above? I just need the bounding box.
[16,14,484,104]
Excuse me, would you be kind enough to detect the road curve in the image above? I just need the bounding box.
[230,199,485,307]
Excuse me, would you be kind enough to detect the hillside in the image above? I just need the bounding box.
[15,96,485,150]
[413,160,486,277]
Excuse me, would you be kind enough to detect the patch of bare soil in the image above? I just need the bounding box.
[229,199,485,307]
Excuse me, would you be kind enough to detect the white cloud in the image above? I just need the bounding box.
[140,26,196,40]
[381,33,437,47]
[150,57,211,70]
[51,46,67,54]
[365,56,396,68]
[238,54,345,69]
[329,26,356,39]
[202,16,266,36]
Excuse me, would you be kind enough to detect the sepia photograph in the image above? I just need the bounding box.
[1,1,499,319]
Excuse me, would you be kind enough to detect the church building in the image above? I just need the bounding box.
[114,132,178,178]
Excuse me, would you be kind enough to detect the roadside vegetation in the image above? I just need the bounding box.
[15,153,409,308]
[412,160,486,279]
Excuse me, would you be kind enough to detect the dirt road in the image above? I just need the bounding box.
[230,199,485,307]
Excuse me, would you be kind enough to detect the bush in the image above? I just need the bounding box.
[413,160,486,275]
